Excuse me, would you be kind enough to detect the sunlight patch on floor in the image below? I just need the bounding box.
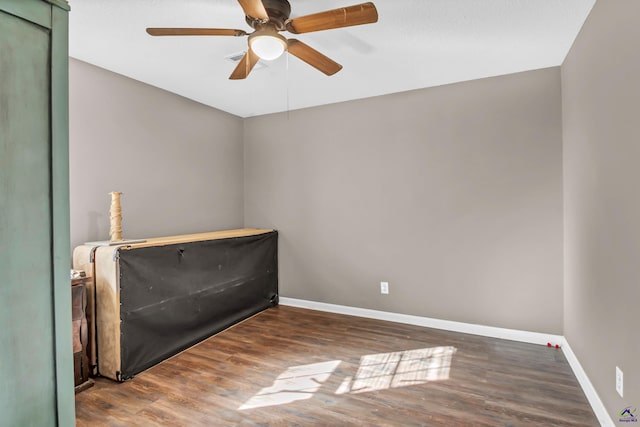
[336,346,456,395]
[239,346,456,410]
[239,360,341,410]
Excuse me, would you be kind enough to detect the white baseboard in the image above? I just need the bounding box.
[561,338,614,427]
[279,297,611,426]
[279,297,562,346]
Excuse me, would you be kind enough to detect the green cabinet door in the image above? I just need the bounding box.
[0,1,73,425]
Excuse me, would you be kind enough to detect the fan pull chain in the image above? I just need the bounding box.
[286,51,290,120]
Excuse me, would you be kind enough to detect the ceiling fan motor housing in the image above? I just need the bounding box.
[245,0,291,30]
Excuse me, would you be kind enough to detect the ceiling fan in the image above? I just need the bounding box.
[146,0,378,80]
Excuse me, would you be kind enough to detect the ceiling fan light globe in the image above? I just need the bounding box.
[249,34,287,60]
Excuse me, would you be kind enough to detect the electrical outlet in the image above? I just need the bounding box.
[616,366,624,397]
[380,281,389,295]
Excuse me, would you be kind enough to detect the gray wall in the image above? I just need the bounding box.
[562,0,640,419]
[245,68,564,334]
[69,59,244,249]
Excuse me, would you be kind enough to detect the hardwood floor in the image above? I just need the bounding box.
[75,306,599,426]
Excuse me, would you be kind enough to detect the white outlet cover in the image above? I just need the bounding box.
[380,282,389,294]
[616,366,624,397]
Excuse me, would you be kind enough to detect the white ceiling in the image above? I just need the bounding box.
[68,0,595,118]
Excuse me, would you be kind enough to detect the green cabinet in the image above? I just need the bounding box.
[0,0,73,425]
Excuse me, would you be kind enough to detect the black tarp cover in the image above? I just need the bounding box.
[117,231,278,380]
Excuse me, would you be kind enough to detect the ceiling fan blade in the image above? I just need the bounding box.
[237,0,269,20]
[229,49,260,80]
[286,2,378,34]
[287,39,343,76]
[146,28,247,37]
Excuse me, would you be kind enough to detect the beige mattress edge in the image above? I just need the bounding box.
[128,228,273,248]
[94,246,122,381]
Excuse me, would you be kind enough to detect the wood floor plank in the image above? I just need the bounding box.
[75,306,599,426]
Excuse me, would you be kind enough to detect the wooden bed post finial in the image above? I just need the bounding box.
[109,191,123,242]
